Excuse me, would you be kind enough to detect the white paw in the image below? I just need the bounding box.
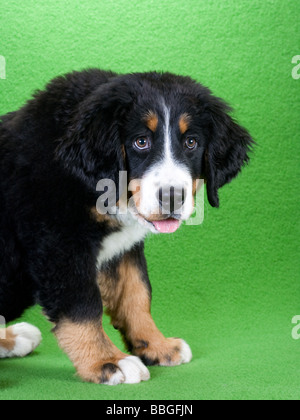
[158,339,193,367]
[8,323,41,358]
[103,356,150,385]
[102,366,125,386]
[179,339,193,364]
[119,356,150,384]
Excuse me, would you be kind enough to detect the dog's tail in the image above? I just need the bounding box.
[0,323,41,359]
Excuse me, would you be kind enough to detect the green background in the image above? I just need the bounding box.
[0,0,299,401]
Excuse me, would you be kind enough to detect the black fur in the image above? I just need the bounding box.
[0,69,253,327]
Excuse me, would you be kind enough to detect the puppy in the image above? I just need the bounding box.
[0,69,253,384]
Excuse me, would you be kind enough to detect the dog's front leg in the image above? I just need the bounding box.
[38,250,149,385]
[54,317,149,385]
[98,243,192,367]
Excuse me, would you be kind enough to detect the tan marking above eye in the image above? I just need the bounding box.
[179,113,192,134]
[143,111,158,132]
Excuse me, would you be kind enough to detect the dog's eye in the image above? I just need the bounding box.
[134,137,151,151]
[185,138,197,150]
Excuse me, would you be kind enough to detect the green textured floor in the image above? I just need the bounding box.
[0,0,299,400]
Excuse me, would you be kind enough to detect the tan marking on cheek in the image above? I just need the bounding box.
[0,327,16,351]
[192,179,203,207]
[128,178,142,212]
[127,179,166,222]
[179,113,192,134]
[192,179,199,196]
[90,207,121,229]
[143,111,158,132]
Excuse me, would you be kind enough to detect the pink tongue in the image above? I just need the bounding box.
[152,219,180,234]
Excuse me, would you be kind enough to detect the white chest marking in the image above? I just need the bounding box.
[97,214,148,269]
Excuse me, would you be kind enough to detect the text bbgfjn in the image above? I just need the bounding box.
[106,404,193,417]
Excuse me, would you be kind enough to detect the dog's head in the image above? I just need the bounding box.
[56,72,253,233]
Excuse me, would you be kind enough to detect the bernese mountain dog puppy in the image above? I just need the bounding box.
[0,69,253,384]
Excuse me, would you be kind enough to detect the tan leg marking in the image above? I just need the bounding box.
[99,255,191,366]
[54,319,128,383]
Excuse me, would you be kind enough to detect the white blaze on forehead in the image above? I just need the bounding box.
[163,104,172,161]
[139,105,194,220]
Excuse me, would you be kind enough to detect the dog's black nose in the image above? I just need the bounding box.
[158,186,186,215]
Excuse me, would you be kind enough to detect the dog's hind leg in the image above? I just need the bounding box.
[0,323,42,359]
[0,208,41,359]
[0,250,40,359]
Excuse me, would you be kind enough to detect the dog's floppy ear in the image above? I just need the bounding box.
[55,79,132,191]
[204,96,253,208]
